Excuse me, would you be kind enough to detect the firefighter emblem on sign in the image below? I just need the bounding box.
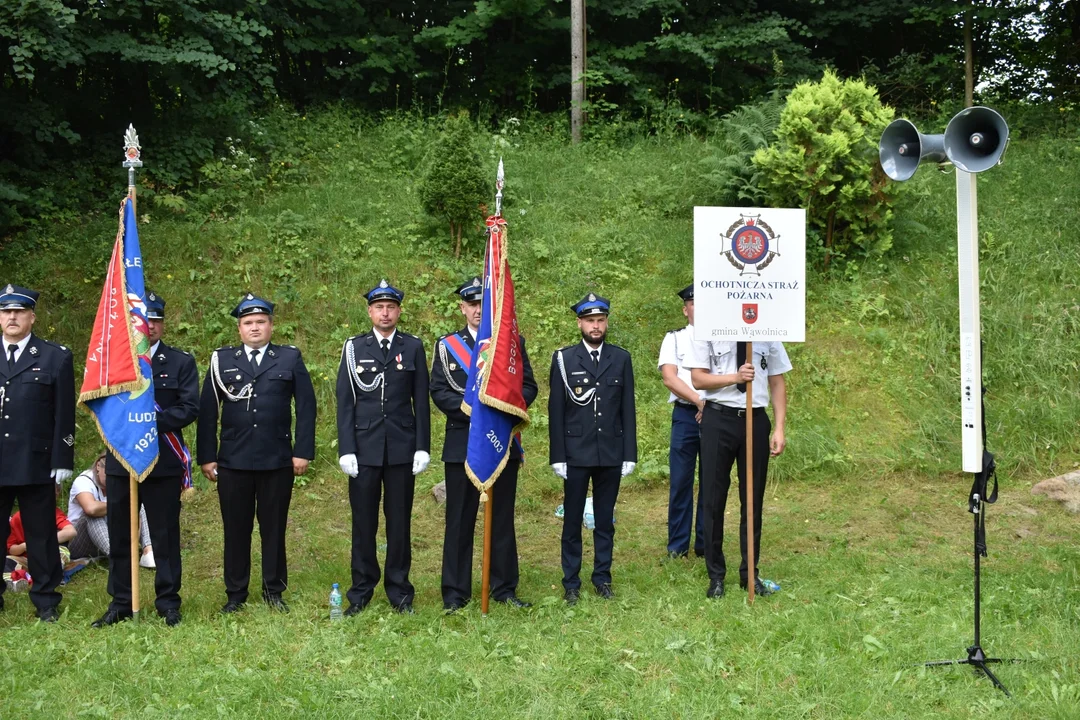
[722,214,780,276]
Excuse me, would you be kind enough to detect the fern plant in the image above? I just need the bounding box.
[700,93,784,206]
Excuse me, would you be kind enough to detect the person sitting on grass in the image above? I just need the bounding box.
[7,485,77,564]
[66,452,154,567]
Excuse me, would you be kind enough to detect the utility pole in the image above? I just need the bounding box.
[571,0,584,144]
[963,0,974,107]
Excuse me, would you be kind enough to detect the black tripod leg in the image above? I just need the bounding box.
[972,661,1011,697]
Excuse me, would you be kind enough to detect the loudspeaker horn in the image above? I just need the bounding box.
[944,106,1010,173]
[879,119,947,182]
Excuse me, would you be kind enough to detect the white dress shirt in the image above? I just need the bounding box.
[683,340,792,408]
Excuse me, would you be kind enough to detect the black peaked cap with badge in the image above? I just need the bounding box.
[677,284,694,301]
[0,283,76,486]
[571,293,610,318]
[455,277,483,302]
[105,291,200,479]
[366,279,404,305]
[197,295,316,471]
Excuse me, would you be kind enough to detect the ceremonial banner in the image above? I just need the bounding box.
[462,215,529,495]
[80,197,159,480]
[693,206,807,342]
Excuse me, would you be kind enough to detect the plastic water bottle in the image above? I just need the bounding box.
[329,583,343,622]
[583,496,596,530]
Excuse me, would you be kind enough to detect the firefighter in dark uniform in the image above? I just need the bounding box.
[336,280,431,615]
[197,294,316,614]
[0,284,75,623]
[93,292,199,628]
[431,277,539,612]
[548,293,637,605]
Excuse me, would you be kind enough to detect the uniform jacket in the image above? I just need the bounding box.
[106,342,199,478]
[336,329,431,467]
[429,328,538,463]
[0,333,75,486]
[197,343,316,471]
[548,342,637,468]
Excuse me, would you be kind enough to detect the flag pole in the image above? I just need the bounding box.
[123,125,144,623]
[745,341,755,604]
[479,159,506,618]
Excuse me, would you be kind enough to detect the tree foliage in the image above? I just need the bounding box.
[0,0,1074,233]
[752,70,898,272]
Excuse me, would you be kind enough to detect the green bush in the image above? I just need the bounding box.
[418,114,488,258]
[752,70,897,272]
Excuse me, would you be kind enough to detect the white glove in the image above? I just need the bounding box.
[339,454,358,477]
[51,469,73,485]
[551,462,568,480]
[621,461,636,478]
[412,450,431,475]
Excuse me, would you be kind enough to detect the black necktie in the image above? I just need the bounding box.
[735,342,747,394]
[381,338,390,359]
[6,344,16,371]
[249,349,259,367]
[590,349,599,368]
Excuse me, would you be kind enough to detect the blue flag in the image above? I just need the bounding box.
[79,197,159,480]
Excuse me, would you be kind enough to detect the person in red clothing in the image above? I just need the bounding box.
[7,485,76,562]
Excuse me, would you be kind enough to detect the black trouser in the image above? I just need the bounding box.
[105,473,183,613]
[217,466,294,603]
[0,483,62,612]
[699,404,771,585]
[561,465,621,591]
[441,460,521,607]
[348,462,415,608]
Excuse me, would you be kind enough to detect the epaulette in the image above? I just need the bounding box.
[398,331,420,340]
[40,338,71,353]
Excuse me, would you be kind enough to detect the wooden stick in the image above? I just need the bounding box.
[129,472,140,621]
[745,341,755,604]
[481,486,494,616]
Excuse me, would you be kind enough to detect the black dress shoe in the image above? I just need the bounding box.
[594,583,615,600]
[160,608,182,627]
[220,600,245,615]
[443,600,468,614]
[707,579,725,599]
[38,606,61,623]
[495,594,532,609]
[264,595,290,613]
[394,601,414,615]
[564,588,580,606]
[666,550,688,560]
[739,578,775,596]
[345,600,368,617]
[91,608,131,627]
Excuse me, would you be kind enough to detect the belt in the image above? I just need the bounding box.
[673,400,698,410]
[705,401,766,418]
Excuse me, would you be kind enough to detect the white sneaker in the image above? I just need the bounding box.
[139,550,156,569]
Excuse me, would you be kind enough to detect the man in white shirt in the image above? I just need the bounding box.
[686,338,790,598]
[657,284,706,559]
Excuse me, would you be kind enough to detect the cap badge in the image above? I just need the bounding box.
[246,293,254,300]
[148,293,156,301]
[4,284,12,294]
[472,278,481,287]
[379,279,389,288]
[588,293,596,302]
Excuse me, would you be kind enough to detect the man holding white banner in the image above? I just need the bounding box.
[690,206,805,599]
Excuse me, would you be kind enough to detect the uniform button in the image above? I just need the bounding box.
[598,413,603,416]
[253,409,257,413]
[3,433,7,438]
[253,424,258,428]
[598,428,602,433]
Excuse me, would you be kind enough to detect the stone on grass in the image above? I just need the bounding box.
[432,481,447,504]
[1031,470,1080,513]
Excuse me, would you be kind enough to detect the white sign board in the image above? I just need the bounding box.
[693,206,807,343]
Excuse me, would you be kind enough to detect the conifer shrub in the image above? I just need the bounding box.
[419,113,488,257]
[752,70,898,272]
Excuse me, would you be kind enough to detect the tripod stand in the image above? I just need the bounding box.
[924,447,1015,696]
